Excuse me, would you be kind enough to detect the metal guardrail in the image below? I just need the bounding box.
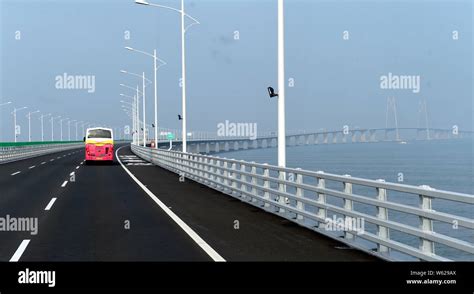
[0,142,84,164]
[131,144,474,261]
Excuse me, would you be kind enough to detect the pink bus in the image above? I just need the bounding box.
[84,128,114,163]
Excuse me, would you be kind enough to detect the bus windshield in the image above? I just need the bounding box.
[87,129,112,139]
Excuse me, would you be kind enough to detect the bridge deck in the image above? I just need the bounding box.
[121,146,379,261]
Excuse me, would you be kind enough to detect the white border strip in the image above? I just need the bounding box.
[116,145,225,262]
[10,239,30,262]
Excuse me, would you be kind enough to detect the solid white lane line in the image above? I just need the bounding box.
[115,146,226,262]
[45,198,57,211]
[9,240,30,262]
[29,165,36,169]
[11,171,21,176]
[41,162,46,165]
[61,181,68,187]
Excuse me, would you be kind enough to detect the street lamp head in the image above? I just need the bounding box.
[14,106,28,114]
[120,70,127,73]
[135,0,149,5]
[124,47,134,51]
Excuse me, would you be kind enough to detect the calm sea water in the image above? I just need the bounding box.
[220,139,473,260]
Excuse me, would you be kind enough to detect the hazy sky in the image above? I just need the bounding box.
[0,0,472,141]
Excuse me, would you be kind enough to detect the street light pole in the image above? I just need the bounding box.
[136,87,140,145]
[277,0,286,168]
[40,113,51,142]
[277,0,288,208]
[12,107,27,142]
[27,110,40,142]
[13,109,16,142]
[121,97,136,144]
[51,116,57,141]
[59,118,68,141]
[180,0,187,152]
[142,72,146,147]
[153,49,158,147]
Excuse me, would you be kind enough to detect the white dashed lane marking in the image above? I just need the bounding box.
[44,198,57,211]
[9,240,30,262]
[11,171,21,176]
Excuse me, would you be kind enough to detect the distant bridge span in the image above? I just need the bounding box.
[152,127,472,154]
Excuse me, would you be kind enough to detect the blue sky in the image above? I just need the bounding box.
[0,0,472,141]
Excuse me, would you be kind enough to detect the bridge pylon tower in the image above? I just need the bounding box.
[385,97,400,141]
[418,98,431,140]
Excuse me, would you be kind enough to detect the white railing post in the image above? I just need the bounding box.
[278,170,288,214]
[250,163,258,204]
[262,164,270,208]
[239,161,247,199]
[343,174,354,240]
[316,171,327,229]
[295,168,304,223]
[180,152,186,179]
[193,155,199,179]
[376,179,390,254]
[419,185,435,257]
[175,152,180,171]
[223,161,229,192]
[209,158,215,187]
[230,162,237,195]
[215,159,222,189]
[187,154,193,179]
[203,157,209,184]
[197,156,203,182]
